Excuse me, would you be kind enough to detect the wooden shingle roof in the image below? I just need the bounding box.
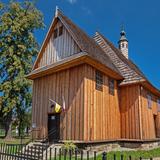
[28,9,123,79]
[94,32,147,85]
[57,10,121,75]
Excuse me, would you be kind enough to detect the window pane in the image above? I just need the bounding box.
[95,70,103,91]
[157,99,160,112]
[147,94,152,109]
[109,78,114,95]
[59,26,63,36]
[54,29,58,39]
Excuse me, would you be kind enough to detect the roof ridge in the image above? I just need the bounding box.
[94,32,147,78]
[57,10,121,75]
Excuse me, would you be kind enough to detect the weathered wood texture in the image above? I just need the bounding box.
[83,64,121,141]
[120,84,160,140]
[32,64,85,140]
[32,63,160,141]
[32,63,121,141]
[120,85,141,139]
[37,20,81,68]
[140,86,160,139]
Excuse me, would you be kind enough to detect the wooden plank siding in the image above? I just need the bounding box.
[120,84,160,140]
[32,64,85,140]
[120,85,141,139]
[37,20,81,68]
[32,62,160,142]
[32,63,121,142]
[140,86,160,139]
[83,64,121,141]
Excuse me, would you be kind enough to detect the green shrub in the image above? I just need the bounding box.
[61,141,77,153]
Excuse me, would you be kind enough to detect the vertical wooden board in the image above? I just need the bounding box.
[115,82,120,138]
[133,86,137,139]
[105,77,109,139]
[88,66,91,141]
[91,66,94,140]
[65,70,70,140]
[129,86,132,139]
[68,70,75,139]
[70,68,74,139]
[84,64,88,141]
[93,69,97,140]
[73,67,78,140]
[74,67,78,140]
[59,71,63,140]
[64,70,69,140]
[103,76,106,139]
[135,86,140,139]
[60,71,65,139]
[81,65,85,140]
[122,87,126,138]
[43,76,49,138]
[107,78,111,139]
[86,66,89,141]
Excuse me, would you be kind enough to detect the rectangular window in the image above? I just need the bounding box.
[54,28,58,39]
[147,94,152,109]
[95,70,103,91]
[59,26,63,36]
[109,78,114,95]
[157,99,160,112]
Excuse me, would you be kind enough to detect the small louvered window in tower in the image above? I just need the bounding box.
[109,78,114,95]
[157,99,160,112]
[54,28,58,39]
[59,26,63,36]
[147,94,152,109]
[95,70,103,91]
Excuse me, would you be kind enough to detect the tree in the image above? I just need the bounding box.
[0,0,44,139]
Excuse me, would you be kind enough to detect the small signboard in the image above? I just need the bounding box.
[32,123,36,129]
[51,116,56,120]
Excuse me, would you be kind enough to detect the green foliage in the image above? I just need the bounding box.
[0,0,44,137]
[62,141,77,153]
[50,147,160,160]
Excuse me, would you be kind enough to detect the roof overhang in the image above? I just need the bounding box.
[119,79,160,97]
[141,81,160,97]
[26,52,123,80]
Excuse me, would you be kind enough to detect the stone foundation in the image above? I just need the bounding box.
[73,139,160,151]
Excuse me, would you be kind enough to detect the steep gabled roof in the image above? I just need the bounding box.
[94,32,147,85]
[31,9,121,77]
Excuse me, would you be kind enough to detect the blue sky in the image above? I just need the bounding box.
[2,0,160,89]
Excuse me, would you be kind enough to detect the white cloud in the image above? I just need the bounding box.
[81,7,92,15]
[66,0,77,4]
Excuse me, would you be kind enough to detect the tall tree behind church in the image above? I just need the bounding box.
[0,1,44,139]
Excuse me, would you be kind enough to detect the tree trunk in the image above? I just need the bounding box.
[5,120,12,139]
[18,123,21,137]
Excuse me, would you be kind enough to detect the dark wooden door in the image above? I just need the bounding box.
[48,114,60,142]
[154,115,158,138]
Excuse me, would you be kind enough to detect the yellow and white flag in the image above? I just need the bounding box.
[49,99,62,113]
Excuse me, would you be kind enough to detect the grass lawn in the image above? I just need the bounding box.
[50,148,160,160]
[0,137,31,154]
[0,137,31,144]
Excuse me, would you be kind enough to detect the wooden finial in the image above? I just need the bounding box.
[55,5,59,17]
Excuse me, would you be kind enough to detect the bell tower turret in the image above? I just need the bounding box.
[118,27,128,59]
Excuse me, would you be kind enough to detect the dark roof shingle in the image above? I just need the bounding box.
[57,10,121,75]
[93,32,147,85]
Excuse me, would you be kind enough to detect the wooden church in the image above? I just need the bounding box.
[27,7,160,144]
